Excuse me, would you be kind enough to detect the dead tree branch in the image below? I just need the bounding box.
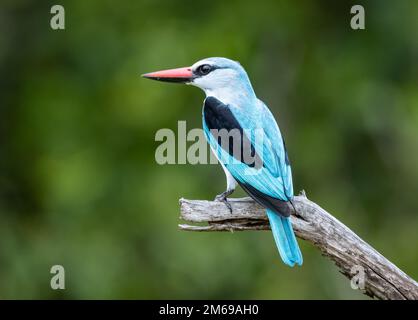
[179,192,418,300]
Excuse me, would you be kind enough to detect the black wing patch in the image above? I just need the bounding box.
[239,181,291,217]
[204,96,291,217]
[203,96,262,168]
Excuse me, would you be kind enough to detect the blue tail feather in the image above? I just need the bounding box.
[266,209,303,267]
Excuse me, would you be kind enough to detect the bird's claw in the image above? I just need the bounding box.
[214,192,233,214]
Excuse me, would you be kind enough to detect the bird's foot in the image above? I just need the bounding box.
[214,190,234,214]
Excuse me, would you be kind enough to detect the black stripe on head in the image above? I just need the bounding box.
[193,64,228,77]
[203,96,263,168]
[239,181,291,217]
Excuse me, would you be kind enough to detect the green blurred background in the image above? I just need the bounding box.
[1,0,417,299]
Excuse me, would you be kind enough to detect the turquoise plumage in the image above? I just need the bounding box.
[143,57,303,267]
[200,58,303,267]
[266,210,303,266]
[203,111,303,267]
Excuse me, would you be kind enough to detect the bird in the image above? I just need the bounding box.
[142,57,303,267]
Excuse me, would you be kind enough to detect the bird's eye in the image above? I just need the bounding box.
[197,64,212,76]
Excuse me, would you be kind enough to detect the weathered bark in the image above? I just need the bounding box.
[179,191,418,300]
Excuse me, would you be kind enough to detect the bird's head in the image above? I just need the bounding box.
[142,57,254,99]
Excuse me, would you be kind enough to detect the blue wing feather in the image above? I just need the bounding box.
[202,97,302,267]
[203,98,293,201]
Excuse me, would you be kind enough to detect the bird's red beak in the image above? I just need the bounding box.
[142,67,194,83]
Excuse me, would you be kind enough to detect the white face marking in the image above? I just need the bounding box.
[188,58,249,104]
[190,59,237,89]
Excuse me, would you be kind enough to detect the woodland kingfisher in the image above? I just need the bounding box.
[143,57,303,267]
